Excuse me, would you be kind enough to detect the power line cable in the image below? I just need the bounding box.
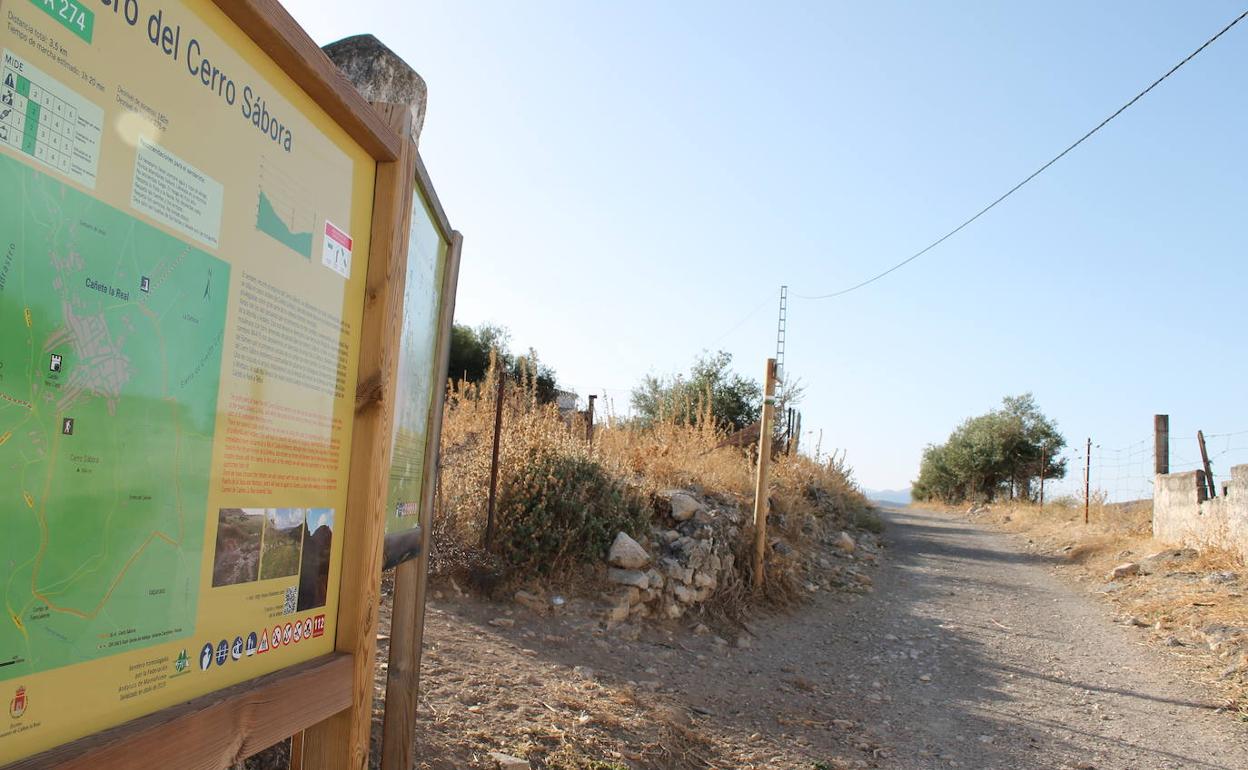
[708,296,772,347]
[796,9,1248,301]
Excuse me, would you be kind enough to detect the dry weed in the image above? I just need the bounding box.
[434,359,869,592]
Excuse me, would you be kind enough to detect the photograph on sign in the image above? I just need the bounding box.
[0,0,377,762]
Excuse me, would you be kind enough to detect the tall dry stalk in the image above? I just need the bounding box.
[432,357,870,581]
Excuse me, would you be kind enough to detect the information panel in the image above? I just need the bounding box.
[0,0,376,761]
[384,191,448,534]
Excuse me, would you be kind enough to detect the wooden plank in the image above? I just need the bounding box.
[379,230,462,770]
[209,0,400,161]
[1198,430,1216,498]
[298,102,418,770]
[4,655,352,770]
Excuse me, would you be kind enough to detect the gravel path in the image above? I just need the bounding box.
[372,505,1248,769]
[802,506,1248,768]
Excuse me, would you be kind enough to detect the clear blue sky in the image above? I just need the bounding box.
[287,1,1248,498]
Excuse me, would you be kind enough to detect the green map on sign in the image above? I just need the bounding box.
[0,152,229,679]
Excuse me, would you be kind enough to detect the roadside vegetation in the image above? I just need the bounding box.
[431,336,872,594]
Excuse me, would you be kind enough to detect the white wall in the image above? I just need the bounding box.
[1153,464,1248,562]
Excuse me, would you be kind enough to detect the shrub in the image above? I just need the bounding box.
[495,451,648,576]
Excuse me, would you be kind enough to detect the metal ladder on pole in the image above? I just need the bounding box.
[775,285,787,383]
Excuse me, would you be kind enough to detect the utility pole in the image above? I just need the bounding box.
[752,358,778,589]
[775,285,787,383]
[774,285,789,442]
[1084,437,1092,525]
[1039,442,1047,507]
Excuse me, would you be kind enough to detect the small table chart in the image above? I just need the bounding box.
[1,49,102,188]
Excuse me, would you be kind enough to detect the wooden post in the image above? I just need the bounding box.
[1197,430,1216,498]
[1154,414,1169,475]
[792,412,801,455]
[586,394,597,448]
[379,230,462,770]
[484,370,505,550]
[299,102,418,770]
[752,358,778,588]
[1084,437,1092,525]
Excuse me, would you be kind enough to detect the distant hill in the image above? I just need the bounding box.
[865,487,911,505]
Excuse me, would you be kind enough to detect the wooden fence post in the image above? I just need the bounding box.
[587,394,597,448]
[1084,437,1092,525]
[752,358,778,588]
[484,370,506,550]
[1198,430,1216,498]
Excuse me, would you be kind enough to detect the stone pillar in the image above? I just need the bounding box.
[1154,414,1169,476]
[322,34,427,144]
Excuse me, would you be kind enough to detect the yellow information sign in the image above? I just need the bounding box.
[0,0,375,761]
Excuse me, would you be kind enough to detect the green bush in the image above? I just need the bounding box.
[494,450,649,577]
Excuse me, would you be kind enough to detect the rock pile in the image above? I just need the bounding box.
[601,490,742,623]
[597,489,884,623]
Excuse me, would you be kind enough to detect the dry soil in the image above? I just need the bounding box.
[373,506,1248,769]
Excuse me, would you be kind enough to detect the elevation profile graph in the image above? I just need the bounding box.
[255,155,316,258]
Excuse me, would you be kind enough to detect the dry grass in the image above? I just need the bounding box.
[432,359,870,591]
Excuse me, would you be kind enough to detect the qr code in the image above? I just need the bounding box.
[283,586,298,615]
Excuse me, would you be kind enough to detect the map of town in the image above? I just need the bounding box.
[0,152,229,679]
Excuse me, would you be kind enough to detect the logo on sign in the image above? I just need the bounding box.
[9,686,27,719]
[245,632,258,657]
[175,649,189,673]
[215,640,229,667]
[312,614,326,638]
[282,623,293,646]
[200,643,214,671]
[302,618,313,639]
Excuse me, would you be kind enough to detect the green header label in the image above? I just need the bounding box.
[28,0,94,44]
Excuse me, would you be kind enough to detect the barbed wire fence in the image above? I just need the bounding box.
[1047,427,1248,504]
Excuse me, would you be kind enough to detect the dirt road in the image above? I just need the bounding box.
[404,506,1248,768]
[808,506,1248,768]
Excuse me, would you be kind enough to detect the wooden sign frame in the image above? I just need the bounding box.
[3,1,417,768]
[376,155,462,770]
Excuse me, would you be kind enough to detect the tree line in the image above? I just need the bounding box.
[448,322,770,432]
